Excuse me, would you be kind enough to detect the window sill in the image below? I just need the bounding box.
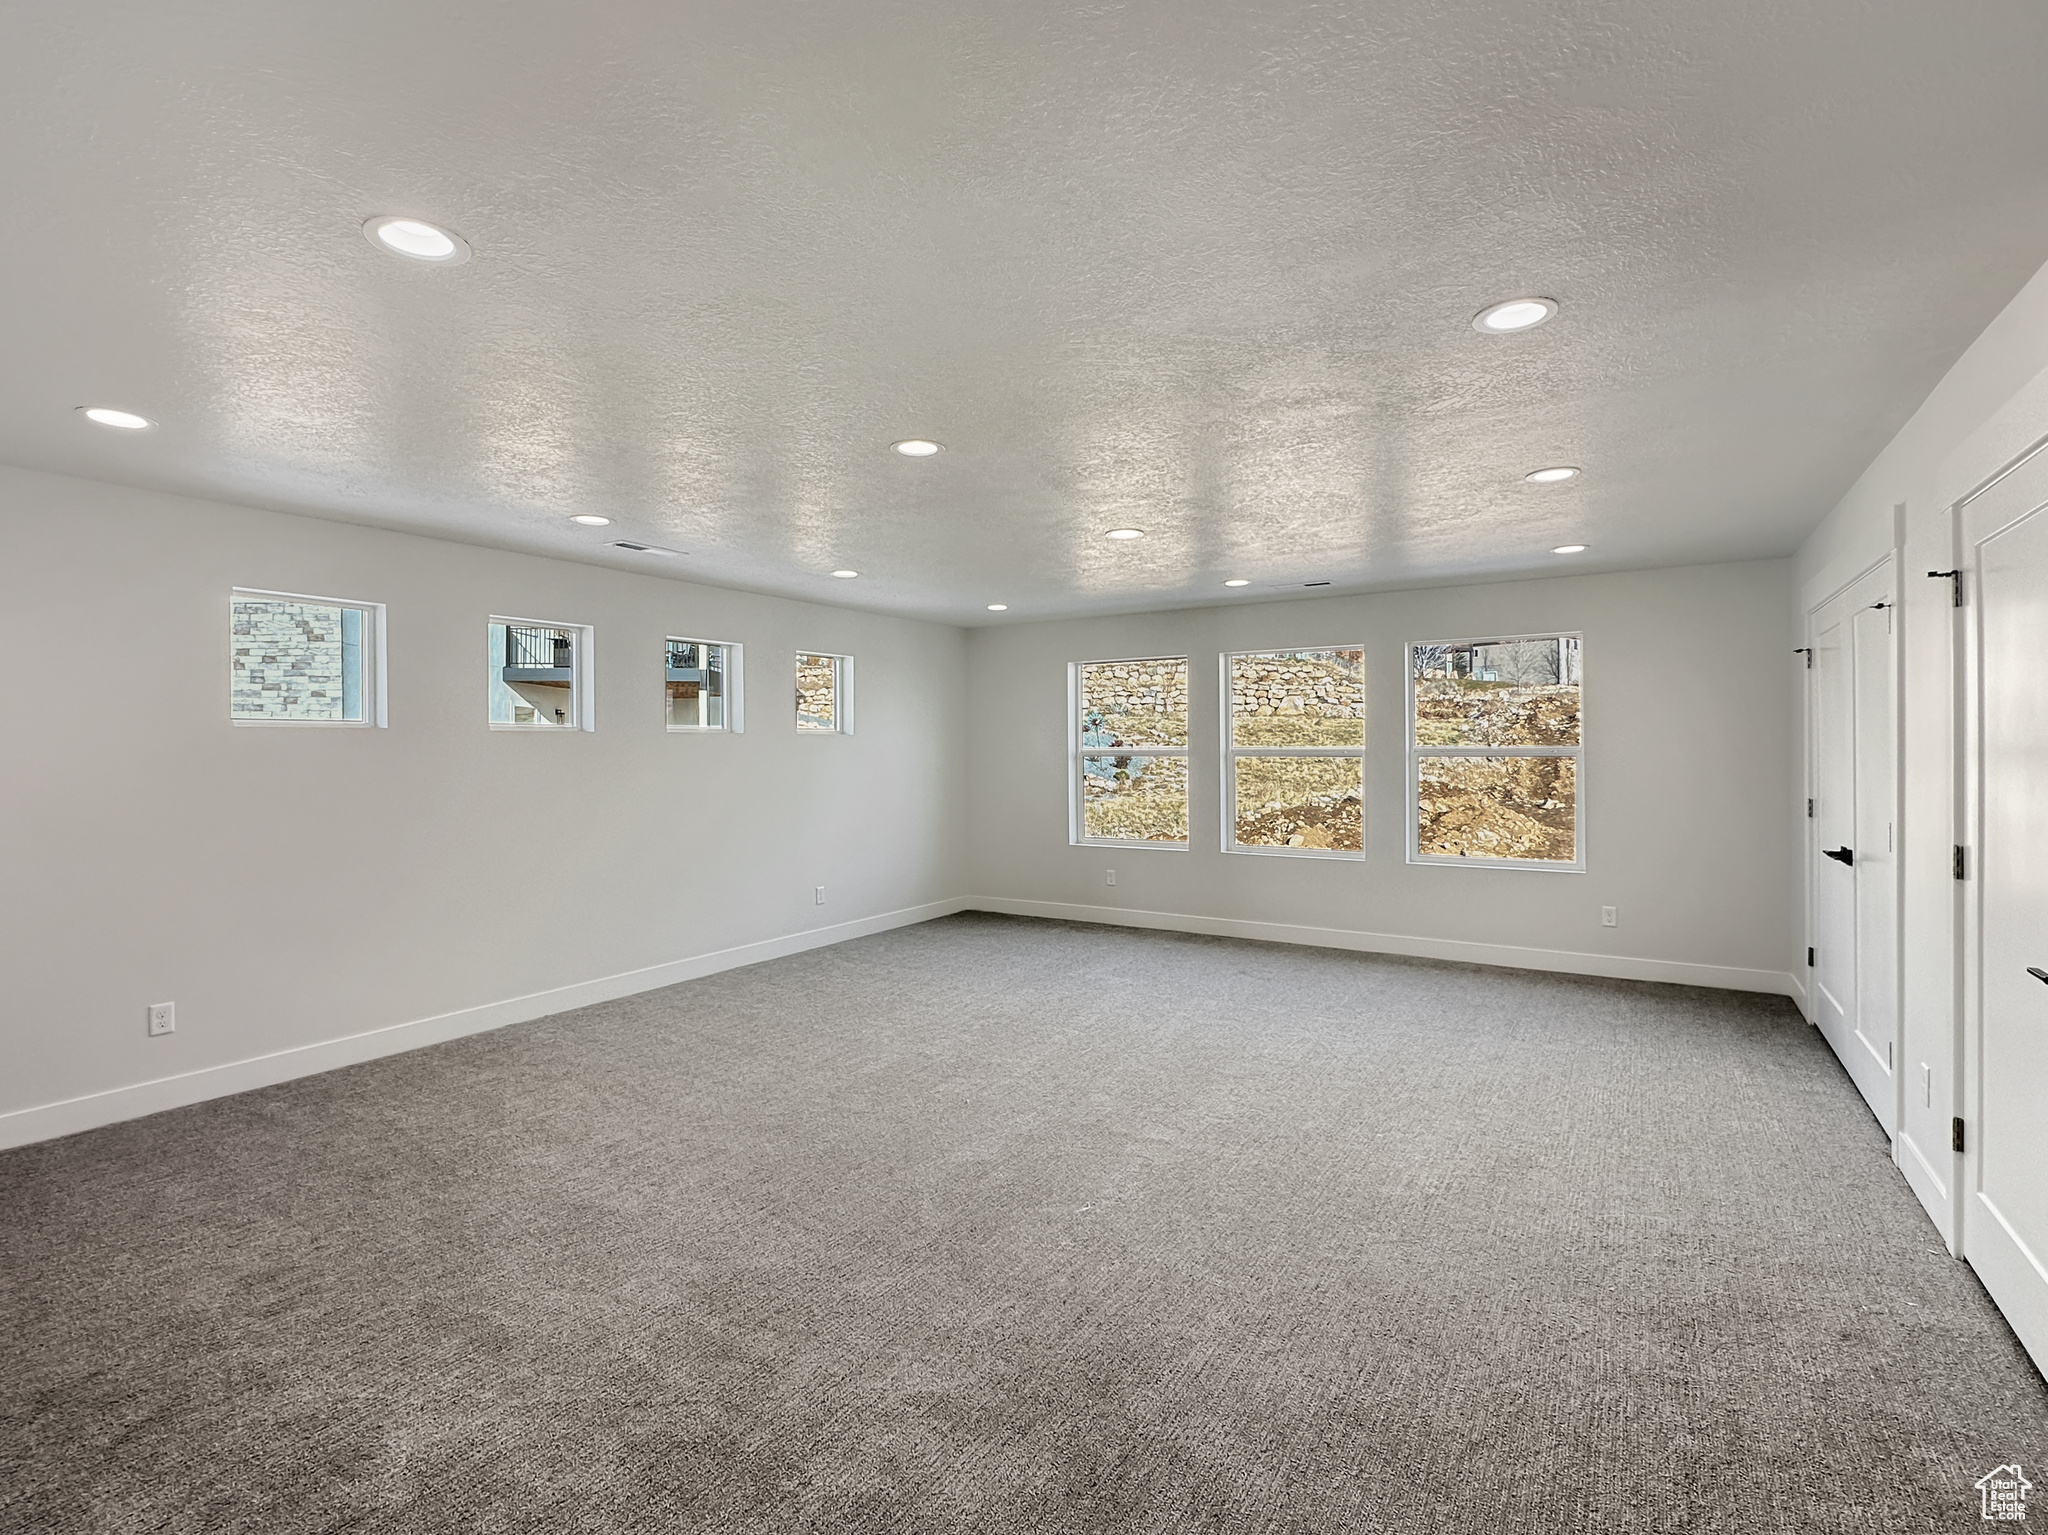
[1227,844,1366,861]
[1407,854,1585,873]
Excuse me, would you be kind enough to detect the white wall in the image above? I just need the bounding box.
[965,561,1796,993]
[1792,253,2048,1243]
[0,466,969,1146]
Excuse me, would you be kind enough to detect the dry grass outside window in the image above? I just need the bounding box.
[1233,755,1363,850]
[1081,755,1189,842]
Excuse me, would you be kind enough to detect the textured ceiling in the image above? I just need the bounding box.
[6,0,2048,622]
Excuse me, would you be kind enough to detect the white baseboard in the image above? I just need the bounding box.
[1782,967,1810,1012]
[0,898,967,1152]
[967,897,1800,997]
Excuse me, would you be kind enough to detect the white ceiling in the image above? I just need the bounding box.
[6,0,2048,623]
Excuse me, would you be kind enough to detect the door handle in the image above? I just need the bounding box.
[1823,847,1855,865]
[2029,968,2048,985]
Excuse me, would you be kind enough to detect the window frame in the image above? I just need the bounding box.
[1069,653,1191,851]
[229,587,387,728]
[666,636,743,733]
[795,651,851,735]
[1220,645,1367,860]
[1405,631,1584,873]
[488,615,595,732]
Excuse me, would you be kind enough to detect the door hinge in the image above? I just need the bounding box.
[1806,797,1814,818]
[1953,1117,1966,1154]
[1954,845,1968,880]
[1806,946,1815,967]
[1928,569,1963,607]
[1793,647,1813,667]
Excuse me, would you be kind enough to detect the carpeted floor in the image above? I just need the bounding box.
[3,913,2044,1533]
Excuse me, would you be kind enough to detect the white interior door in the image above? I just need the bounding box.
[1811,606,1858,1044]
[1962,448,2048,1374]
[1807,561,1899,1131]
[1850,598,1898,1083]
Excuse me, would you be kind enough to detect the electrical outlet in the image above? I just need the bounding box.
[1600,905,1617,927]
[1106,869,1116,887]
[147,1002,175,1037]
[814,886,826,905]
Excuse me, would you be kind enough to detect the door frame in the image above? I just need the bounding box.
[1954,430,2048,1368]
[1801,552,1904,1137]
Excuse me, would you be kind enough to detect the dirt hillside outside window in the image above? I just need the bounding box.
[1410,637,1582,868]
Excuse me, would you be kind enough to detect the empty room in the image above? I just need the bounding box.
[5,0,2048,1529]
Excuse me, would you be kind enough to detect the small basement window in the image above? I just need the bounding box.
[489,618,593,730]
[1408,634,1582,869]
[231,589,384,726]
[796,652,849,733]
[667,638,740,731]
[1072,655,1189,846]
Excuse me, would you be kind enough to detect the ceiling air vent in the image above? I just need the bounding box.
[611,541,682,557]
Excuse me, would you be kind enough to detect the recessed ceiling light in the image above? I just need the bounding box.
[892,439,942,457]
[986,603,1008,612]
[1473,297,1558,334]
[1223,579,1251,587]
[80,406,152,430]
[570,514,611,526]
[363,215,472,265]
[1552,544,1588,555]
[1104,528,1145,540]
[831,569,859,578]
[1525,466,1579,484]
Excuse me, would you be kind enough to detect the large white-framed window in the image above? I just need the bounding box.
[796,652,850,733]
[489,617,594,730]
[1407,633,1582,871]
[1223,646,1365,857]
[667,637,741,732]
[231,588,386,727]
[1071,655,1189,848]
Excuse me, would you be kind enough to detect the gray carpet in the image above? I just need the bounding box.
[3,913,2043,1533]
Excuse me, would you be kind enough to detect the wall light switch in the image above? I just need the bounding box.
[814,886,826,905]
[1106,869,1116,887]
[147,1002,175,1037]
[1600,906,1617,927]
